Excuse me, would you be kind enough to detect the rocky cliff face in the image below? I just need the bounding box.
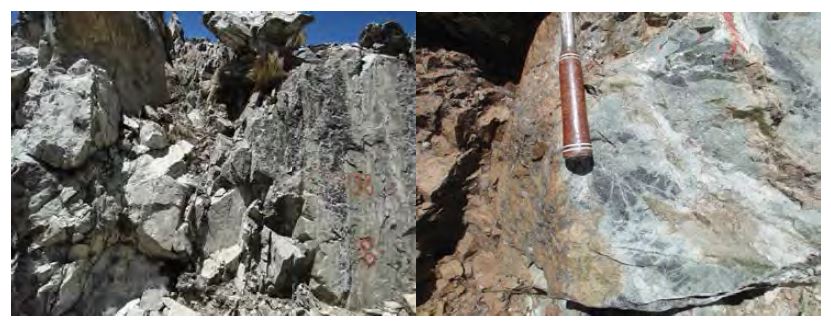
[416,12,820,315]
[11,11,416,316]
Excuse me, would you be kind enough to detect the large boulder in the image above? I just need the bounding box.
[12,12,170,115]
[124,140,195,259]
[125,175,192,259]
[251,228,311,297]
[12,59,120,169]
[202,189,247,256]
[138,120,170,150]
[203,11,314,53]
[358,22,412,56]
[491,12,820,313]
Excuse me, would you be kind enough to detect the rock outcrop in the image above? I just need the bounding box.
[13,59,120,170]
[416,12,820,315]
[11,11,415,316]
[13,12,170,115]
[224,41,417,310]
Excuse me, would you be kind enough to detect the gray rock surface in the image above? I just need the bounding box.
[202,189,247,256]
[139,120,170,150]
[12,12,170,115]
[116,289,201,316]
[13,59,121,169]
[124,141,193,259]
[11,11,415,316]
[75,245,169,315]
[250,228,311,296]
[507,12,820,312]
[126,174,193,259]
[241,44,416,309]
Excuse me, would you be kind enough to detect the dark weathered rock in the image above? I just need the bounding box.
[203,11,314,53]
[70,246,167,315]
[358,22,412,56]
[416,12,547,82]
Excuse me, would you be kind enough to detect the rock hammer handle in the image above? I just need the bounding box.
[558,12,592,160]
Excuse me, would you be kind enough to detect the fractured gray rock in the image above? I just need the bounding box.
[241,44,416,310]
[115,292,201,316]
[125,140,194,184]
[74,245,168,315]
[202,189,246,256]
[124,140,196,259]
[218,140,252,186]
[13,59,120,169]
[252,228,310,297]
[309,241,350,305]
[13,12,170,115]
[126,175,192,259]
[262,187,304,237]
[27,191,95,248]
[139,120,170,150]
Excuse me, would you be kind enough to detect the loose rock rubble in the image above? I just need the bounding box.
[11,11,415,316]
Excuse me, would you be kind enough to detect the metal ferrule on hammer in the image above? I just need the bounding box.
[558,12,593,160]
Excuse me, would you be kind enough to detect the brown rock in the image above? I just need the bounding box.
[437,258,464,279]
[530,141,547,161]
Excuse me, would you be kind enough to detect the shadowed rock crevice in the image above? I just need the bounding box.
[564,281,817,316]
[416,12,546,84]
[414,44,515,313]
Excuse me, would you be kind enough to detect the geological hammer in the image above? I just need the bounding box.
[558,12,594,173]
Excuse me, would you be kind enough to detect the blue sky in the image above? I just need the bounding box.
[12,11,414,45]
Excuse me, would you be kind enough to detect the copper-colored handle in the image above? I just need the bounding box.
[559,51,592,160]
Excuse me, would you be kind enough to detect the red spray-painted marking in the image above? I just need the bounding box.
[722,12,748,65]
[357,236,377,266]
[349,172,373,197]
